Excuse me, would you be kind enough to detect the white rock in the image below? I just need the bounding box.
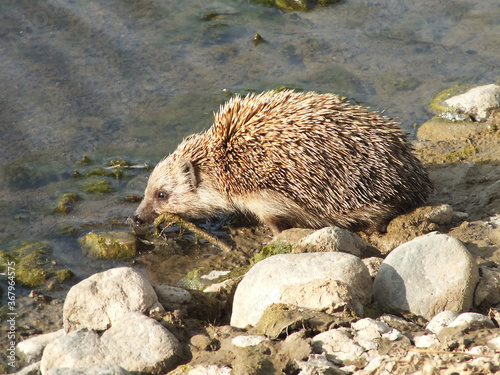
[444,84,500,121]
[414,334,439,348]
[296,226,367,257]
[362,257,383,278]
[154,284,192,310]
[382,329,403,342]
[447,312,495,330]
[426,204,453,225]
[46,365,130,375]
[426,311,459,334]
[474,266,500,306]
[352,318,391,336]
[231,252,372,328]
[487,337,500,351]
[17,329,65,363]
[63,267,163,332]
[232,335,267,348]
[41,312,181,375]
[296,353,344,375]
[278,279,364,316]
[201,270,231,281]
[41,329,104,374]
[312,328,366,365]
[373,234,479,320]
[189,365,232,375]
[12,361,41,375]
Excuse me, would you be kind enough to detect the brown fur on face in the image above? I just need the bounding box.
[133,90,433,234]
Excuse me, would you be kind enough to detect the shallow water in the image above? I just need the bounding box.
[1,0,499,286]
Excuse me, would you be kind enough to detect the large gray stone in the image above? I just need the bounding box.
[373,234,479,320]
[63,267,163,332]
[41,312,182,375]
[230,252,372,328]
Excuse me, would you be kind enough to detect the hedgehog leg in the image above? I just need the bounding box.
[263,216,294,235]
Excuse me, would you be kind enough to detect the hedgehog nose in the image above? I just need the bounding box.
[131,214,144,225]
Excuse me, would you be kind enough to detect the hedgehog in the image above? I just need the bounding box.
[132,90,433,235]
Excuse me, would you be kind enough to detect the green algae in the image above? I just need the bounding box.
[79,231,137,260]
[429,84,465,115]
[250,241,292,265]
[0,241,73,288]
[249,0,340,11]
[54,193,81,214]
[56,269,75,282]
[83,179,115,194]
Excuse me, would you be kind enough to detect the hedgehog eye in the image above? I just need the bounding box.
[157,191,167,200]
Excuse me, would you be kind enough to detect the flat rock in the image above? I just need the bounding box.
[373,234,479,320]
[63,267,163,332]
[230,252,372,328]
[41,312,182,374]
[417,117,489,142]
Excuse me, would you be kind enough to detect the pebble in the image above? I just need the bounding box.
[373,233,479,319]
[231,335,268,348]
[426,311,459,334]
[361,257,383,278]
[230,252,372,328]
[63,267,163,332]
[413,334,439,348]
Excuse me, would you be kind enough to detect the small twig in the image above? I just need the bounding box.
[154,213,234,252]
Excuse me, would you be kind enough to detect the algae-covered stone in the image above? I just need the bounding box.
[54,193,81,214]
[79,231,137,260]
[0,241,73,288]
[83,179,115,194]
[0,242,50,287]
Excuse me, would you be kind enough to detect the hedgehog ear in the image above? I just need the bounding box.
[178,158,198,189]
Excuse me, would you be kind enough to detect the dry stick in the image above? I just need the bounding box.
[154,212,234,252]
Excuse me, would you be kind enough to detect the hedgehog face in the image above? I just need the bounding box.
[133,156,230,225]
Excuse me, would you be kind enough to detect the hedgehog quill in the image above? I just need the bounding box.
[133,90,433,235]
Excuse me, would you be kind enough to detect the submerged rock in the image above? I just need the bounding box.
[230,252,372,328]
[63,267,163,332]
[79,231,137,260]
[373,234,479,320]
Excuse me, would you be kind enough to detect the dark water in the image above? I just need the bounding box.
[1,0,499,280]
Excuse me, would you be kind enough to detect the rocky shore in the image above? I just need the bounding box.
[6,84,500,374]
